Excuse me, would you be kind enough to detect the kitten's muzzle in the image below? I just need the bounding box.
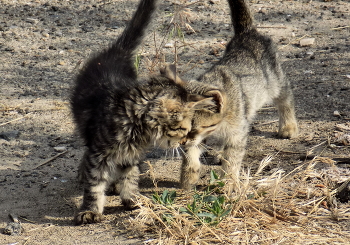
[180,137,187,145]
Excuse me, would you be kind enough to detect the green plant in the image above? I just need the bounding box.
[180,170,232,226]
[168,24,184,41]
[152,189,177,206]
[134,53,142,73]
[151,171,232,226]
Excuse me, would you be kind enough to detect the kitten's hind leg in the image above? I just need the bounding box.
[74,151,109,225]
[118,165,140,209]
[274,85,298,139]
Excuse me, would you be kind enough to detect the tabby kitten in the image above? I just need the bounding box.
[71,0,215,225]
[177,0,298,190]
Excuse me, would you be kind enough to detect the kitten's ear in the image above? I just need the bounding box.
[160,64,186,87]
[188,90,225,114]
[204,90,225,113]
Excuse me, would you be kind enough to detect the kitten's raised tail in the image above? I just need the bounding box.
[112,0,158,54]
[229,0,254,35]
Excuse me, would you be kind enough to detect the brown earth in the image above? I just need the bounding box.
[1,0,349,244]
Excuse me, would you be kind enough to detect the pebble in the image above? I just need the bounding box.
[164,43,174,48]
[3,222,23,236]
[54,146,67,152]
[42,32,49,38]
[0,131,20,141]
[333,110,341,117]
[82,26,94,32]
[300,38,315,47]
[26,18,39,25]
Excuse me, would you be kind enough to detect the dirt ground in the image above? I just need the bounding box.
[1,0,349,244]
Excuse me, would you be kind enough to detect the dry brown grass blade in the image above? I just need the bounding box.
[127,153,350,244]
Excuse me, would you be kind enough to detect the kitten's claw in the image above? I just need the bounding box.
[74,211,104,225]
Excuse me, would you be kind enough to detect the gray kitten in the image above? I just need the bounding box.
[175,0,298,190]
[71,0,215,225]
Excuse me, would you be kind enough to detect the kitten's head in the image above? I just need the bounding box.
[183,89,225,147]
[158,64,226,148]
[149,65,222,149]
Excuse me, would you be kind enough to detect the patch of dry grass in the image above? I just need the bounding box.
[124,155,350,244]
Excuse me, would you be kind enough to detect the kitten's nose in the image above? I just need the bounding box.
[180,137,187,145]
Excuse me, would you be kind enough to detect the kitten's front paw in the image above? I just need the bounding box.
[278,123,298,139]
[121,199,138,210]
[180,181,195,191]
[180,170,199,190]
[74,211,104,225]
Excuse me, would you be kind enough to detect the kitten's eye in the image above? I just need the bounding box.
[170,127,187,131]
[202,124,217,129]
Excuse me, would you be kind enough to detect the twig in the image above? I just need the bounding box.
[332,26,350,30]
[0,113,32,126]
[257,26,287,29]
[254,120,278,127]
[19,216,37,224]
[32,150,68,170]
[273,147,302,155]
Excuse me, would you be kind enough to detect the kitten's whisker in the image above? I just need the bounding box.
[178,147,190,160]
[199,142,211,151]
[175,148,180,158]
[165,148,168,160]
[194,144,209,165]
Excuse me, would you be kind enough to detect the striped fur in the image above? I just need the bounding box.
[179,0,298,190]
[71,0,215,225]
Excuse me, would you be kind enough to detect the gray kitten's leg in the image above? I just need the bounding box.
[75,151,108,225]
[274,85,298,138]
[180,146,203,190]
[219,125,249,191]
[118,165,140,209]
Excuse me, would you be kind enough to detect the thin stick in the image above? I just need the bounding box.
[332,26,350,30]
[0,113,32,126]
[254,120,278,127]
[32,150,68,170]
[18,216,37,224]
[257,26,287,29]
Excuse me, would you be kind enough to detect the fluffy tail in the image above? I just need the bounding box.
[228,0,254,35]
[111,0,158,54]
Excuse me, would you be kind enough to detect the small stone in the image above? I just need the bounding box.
[54,146,67,152]
[333,110,341,117]
[42,32,49,38]
[164,43,174,48]
[58,61,66,66]
[26,18,39,25]
[82,26,94,32]
[300,38,315,47]
[3,222,23,235]
[336,181,350,203]
[0,131,20,141]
